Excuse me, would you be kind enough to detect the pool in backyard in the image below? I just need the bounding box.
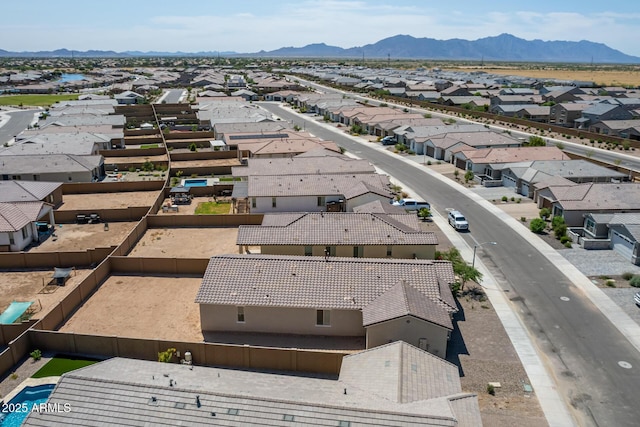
[0,384,55,426]
[0,302,33,324]
[181,178,219,188]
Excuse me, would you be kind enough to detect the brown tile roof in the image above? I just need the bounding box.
[548,183,640,211]
[232,156,375,177]
[0,180,61,203]
[0,202,44,232]
[247,173,393,198]
[362,281,453,329]
[352,200,407,214]
[196,254,457,314]
[458,146,570,164]
[237,212,437,246]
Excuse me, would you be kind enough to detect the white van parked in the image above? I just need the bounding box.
[448,210,469,231]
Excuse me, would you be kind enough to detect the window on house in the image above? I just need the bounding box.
[237,307,245,323]
[317,196,325,206]
[304,246,313,256]
[316,309,330,326]
[9,234,15,245]
[32,175,39,181]
[12,175,21,180]
[585,218,596,235]
[353,246,363,258]
[21,226,29,239]
[251,198,256,208]
[324,246,335,256]
[272,197,277,208]
[48,195,54,203]
[386,245,392,257]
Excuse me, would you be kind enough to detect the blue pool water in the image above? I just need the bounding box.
[0,384,55,427]
[0,302,33,324]
[183,179,208,187]
[58,73,86,83]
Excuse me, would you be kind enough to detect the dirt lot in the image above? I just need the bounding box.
[128,227,239,257]
[28,222,136,252]
[57,191,161,210]
[58,275,203,342]
[451,290,547,427]
[0,269,92,320]
[463,67,640,88]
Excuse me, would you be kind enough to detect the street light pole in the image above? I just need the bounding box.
[472,241,497,268]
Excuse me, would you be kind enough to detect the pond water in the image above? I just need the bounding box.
[59,73,86,83]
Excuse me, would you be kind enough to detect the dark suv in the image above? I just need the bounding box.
[381,136,396,145]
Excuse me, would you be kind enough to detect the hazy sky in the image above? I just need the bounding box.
[2,0,639,56]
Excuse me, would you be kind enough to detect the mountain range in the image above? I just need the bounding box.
[1,34,638,63]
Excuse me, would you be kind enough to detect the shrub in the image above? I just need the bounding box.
[629,276,640,288]
[563,241,572,248]
[464,170,474,183]
[622,272,634,281]
[530,218,546,234]
[487,384,496,395]
[551,216,565,229]
[501,196,508,202]
[554,224,567,240]
[510,196,515,201]
[520,217,526,222]
[158,348,177,363]
[427,160,432,165]
[560,235,571,244]
[605,280,616,288]
[517,198,522,203]
[30,349,42,361]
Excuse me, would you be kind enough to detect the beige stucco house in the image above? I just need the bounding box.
[237,212,437,259]
[196,254,457,357]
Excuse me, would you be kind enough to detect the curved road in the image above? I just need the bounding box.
[0,109,39,145]
[261,102,640,427]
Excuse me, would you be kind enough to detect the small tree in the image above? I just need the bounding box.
[530,218,546,234]
[417,207,431,221]
[464,170,474,184]
[454,169,460,180]
[525,136,546,147]
[158,348,177,363]
[539,207,551,220]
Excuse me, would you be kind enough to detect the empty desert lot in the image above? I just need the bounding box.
[58,275,203,342]
[57,191,160,210]
[30,222,136,252]
[128,227,239,257]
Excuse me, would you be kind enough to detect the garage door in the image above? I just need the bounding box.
[426,145,435,158]
[611,230,634,260]
[503,175,516,188]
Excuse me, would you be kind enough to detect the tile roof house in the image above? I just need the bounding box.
[196,254,457,356]
[237,212,438,259]
[224,131,340,160]
[23,346,481,427]
[536,182,640,226]
[0,180,62,206]
[452,146,570,174]
[496,160,628,197]
[579,213,640,264]
[0,201,54,251]
[231,155,375,179]
[242,173,394,213]
[0,154,105,183]
[423,130,521,161]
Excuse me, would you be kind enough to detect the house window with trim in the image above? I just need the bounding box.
[304,246,313,256]
[316,309,330,326]
[585,218,596,235]
[9,234,15,245]
[353,246,363,258]
[272,197,277,208]
[386,245,392,257]
[237,307,245,323]
[324,246,336,256]
[251,198,256,208]
[21,226,29,240]
[317,196,325,207]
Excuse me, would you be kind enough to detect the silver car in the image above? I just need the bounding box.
[634,292,640,306]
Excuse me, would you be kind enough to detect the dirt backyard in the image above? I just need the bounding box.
[0,269,92,320]
[58,275,203,342]
[127,227,239,257]
[29,222,136,252]
[57,191,160,210]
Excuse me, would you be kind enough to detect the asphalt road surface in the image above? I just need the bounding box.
[260,102,640,427]
[0,109,38,145]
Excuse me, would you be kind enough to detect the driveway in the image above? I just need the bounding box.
[559,247,640,277]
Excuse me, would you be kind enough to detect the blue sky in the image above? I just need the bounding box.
[2,0,639,56]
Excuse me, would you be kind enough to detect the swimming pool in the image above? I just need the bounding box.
[0,302,33,324]
[182,178,208,187]
[0,384,55,427]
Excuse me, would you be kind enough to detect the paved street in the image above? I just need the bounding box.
[260,101,640,427]
[0,108,39,145]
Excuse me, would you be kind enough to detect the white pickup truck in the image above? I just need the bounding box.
[392,198,430,211]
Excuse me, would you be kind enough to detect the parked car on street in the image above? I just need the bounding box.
[448,210,469,231]
[634,292,640,306]
[392,198,430,211]
[381,136,396,145]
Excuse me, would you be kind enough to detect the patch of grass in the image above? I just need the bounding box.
[194,201,231,215]
[140,144,159,149]
[218,177,241,182]
[0,94,79,107]
[32,356,99,378]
